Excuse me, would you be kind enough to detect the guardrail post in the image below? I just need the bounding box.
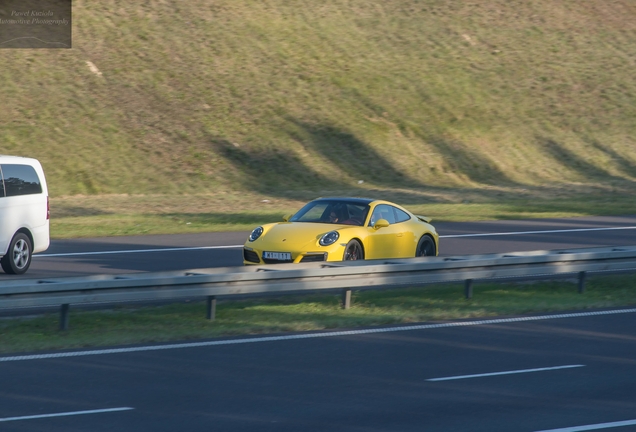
[60,304,70,331]
[578,271,586,294]
[464,279,473,299]
[206,296,217,320]
[342,289,351,309]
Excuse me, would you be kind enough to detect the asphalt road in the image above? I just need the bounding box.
[8,214,636,279]
[2,215,636,431]
[1,309,636,431]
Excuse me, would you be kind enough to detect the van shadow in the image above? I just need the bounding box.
[52,206,113,218]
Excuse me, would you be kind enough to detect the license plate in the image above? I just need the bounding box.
[263,251,292,260]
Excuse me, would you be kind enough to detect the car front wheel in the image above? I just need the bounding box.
[1,232,33,275]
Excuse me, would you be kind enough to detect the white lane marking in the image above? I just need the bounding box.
[34,244,243,258]
[535,419,636,432]
[0,407,134,423]
[1,308,635,363]
[440,226,636,239]
[426,364,584,382]
[32,226,636,258]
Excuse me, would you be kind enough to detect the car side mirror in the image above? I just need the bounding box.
[374,219,390,229]
[282,214,293,222]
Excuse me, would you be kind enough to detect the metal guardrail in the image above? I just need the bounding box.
[2,245,636,330]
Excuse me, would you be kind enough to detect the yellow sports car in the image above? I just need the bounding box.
[243,197,438,264]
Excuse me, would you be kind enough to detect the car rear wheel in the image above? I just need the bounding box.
[416,235,436,257]
[1,232,32,275]
[343,240,364,261]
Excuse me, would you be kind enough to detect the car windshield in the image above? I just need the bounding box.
[289,200,370,226]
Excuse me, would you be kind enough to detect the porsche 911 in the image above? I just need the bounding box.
[243,197,438,264]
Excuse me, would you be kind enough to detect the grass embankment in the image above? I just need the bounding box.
[1,274,635,354]
[1,1,636,237]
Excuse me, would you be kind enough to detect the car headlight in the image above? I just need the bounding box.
[319,231,339,246]
[249,226,264,242]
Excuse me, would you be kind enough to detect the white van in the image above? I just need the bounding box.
[0,156,50,274]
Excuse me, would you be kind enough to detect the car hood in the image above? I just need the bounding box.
[259,222,352,250]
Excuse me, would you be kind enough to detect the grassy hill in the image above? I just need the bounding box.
[2,0,636,236]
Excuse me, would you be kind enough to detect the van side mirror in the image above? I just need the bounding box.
[282,214,293,222]
[373,219,390,230]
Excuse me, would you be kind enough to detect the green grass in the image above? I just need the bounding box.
[2,274,635,354]
[2,2,635,357]
[2,0,636,230]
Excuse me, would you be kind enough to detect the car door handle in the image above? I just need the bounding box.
[397,233,403,237]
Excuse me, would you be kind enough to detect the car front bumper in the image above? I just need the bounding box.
[243,244,346,265]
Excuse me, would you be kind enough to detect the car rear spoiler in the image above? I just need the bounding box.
[416,215,432,223]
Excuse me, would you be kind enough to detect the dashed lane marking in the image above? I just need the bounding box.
[426,364,584,381]
[534,418,636,432]
[0,407,133,423]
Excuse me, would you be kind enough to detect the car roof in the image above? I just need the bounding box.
[0,155,41,164]
[313,197,376,205]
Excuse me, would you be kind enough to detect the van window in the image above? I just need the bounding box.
[1,164,43,197]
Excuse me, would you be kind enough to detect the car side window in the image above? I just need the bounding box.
[0,166,4,197]
[368,204,396,226]
[394,207,411,223]
[1,164,43,197]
